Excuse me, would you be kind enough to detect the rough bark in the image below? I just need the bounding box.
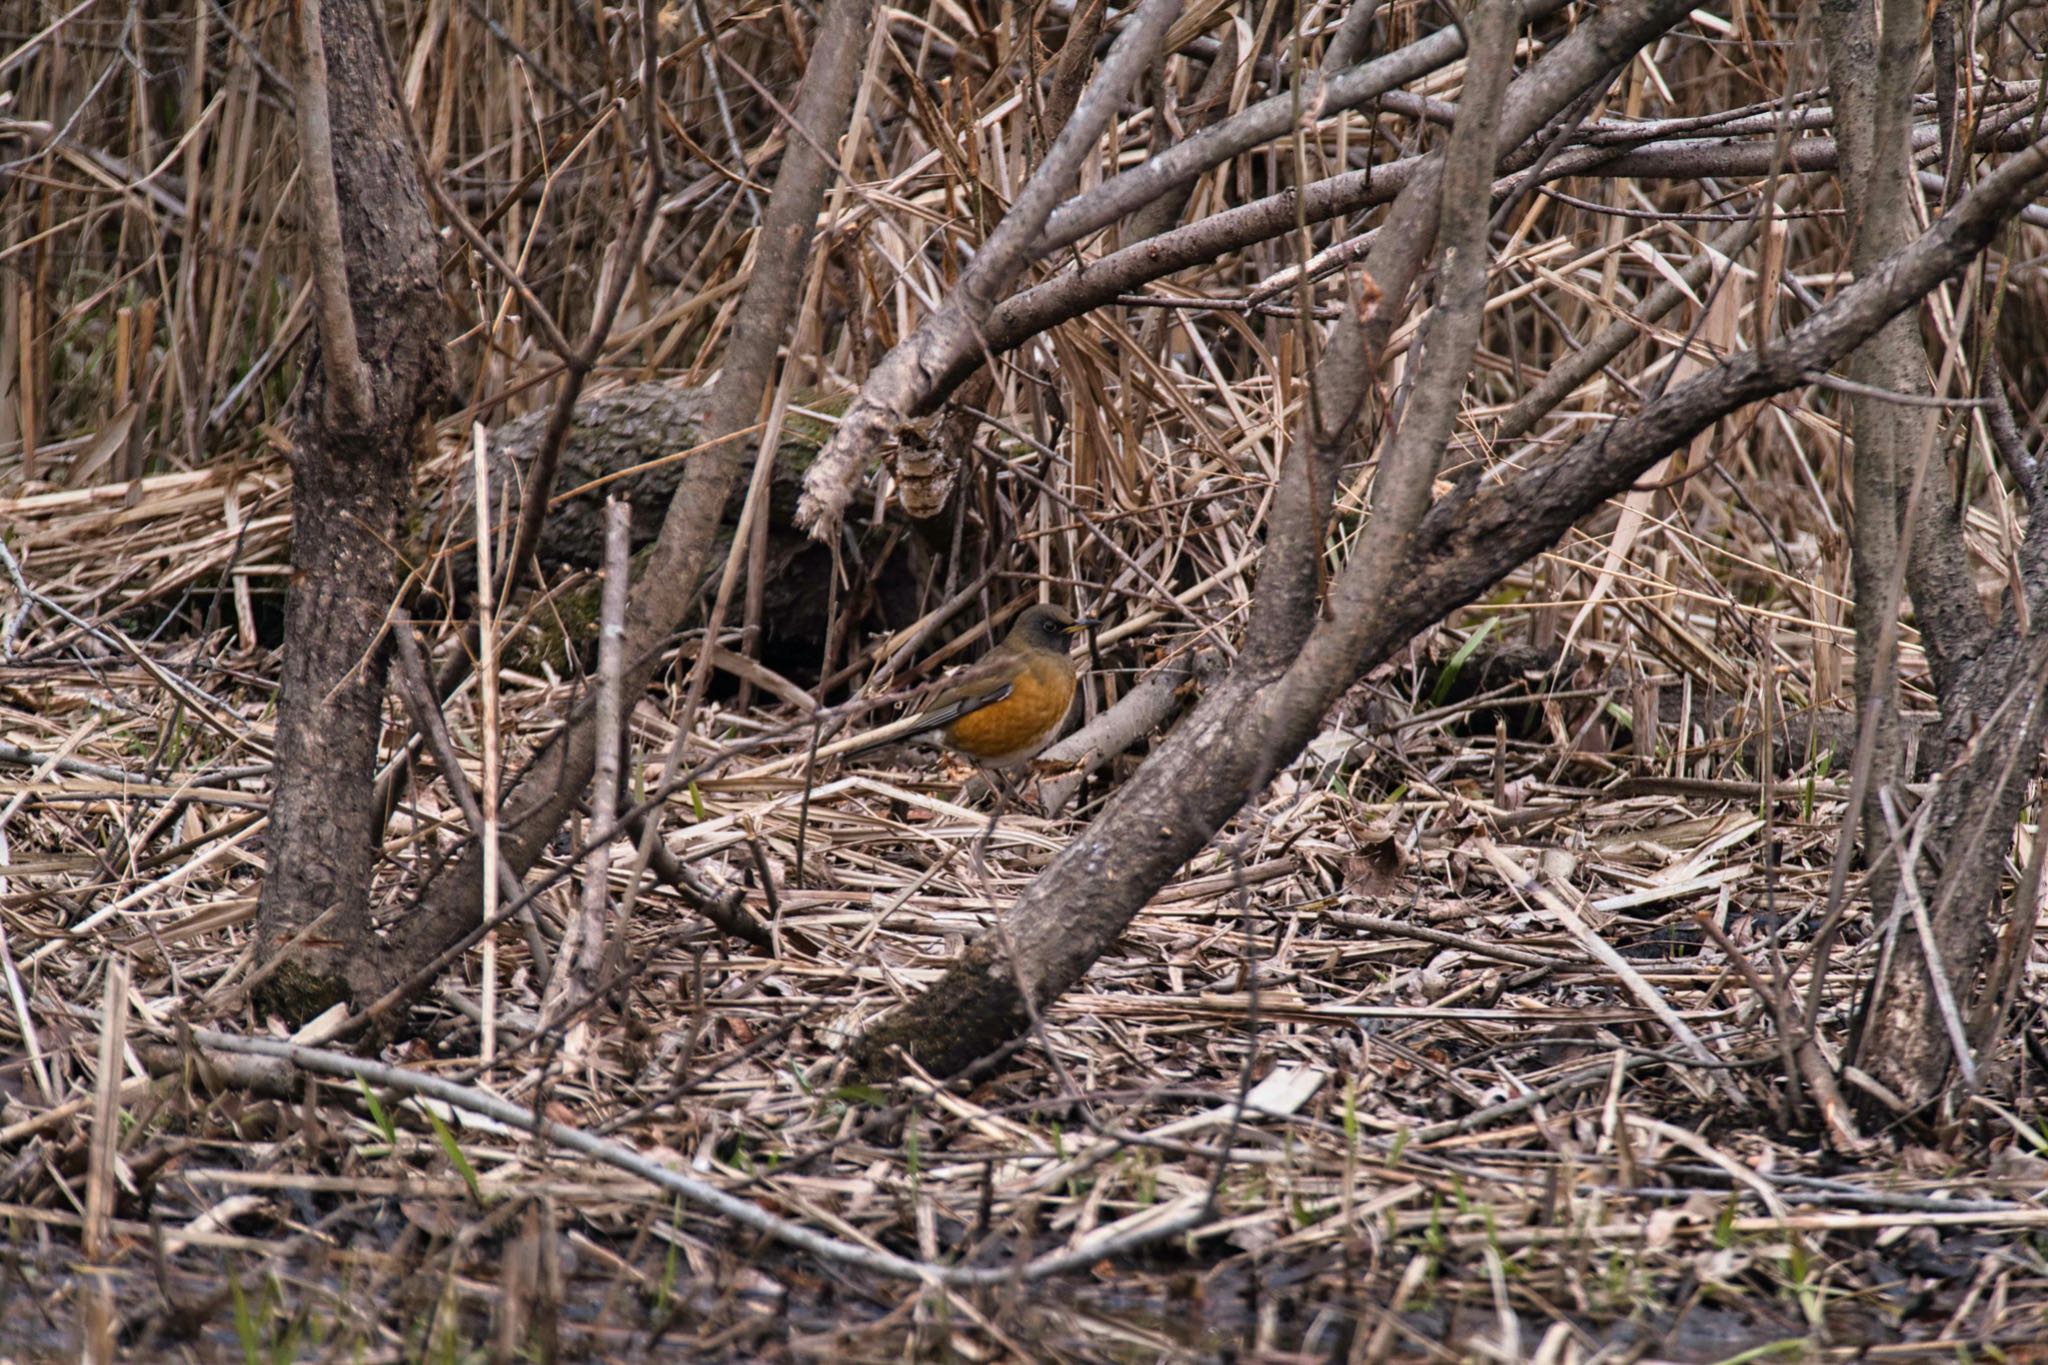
[252,0,451,1019]
[1854,634,2048,1113]
[853,124,2048,1082]
[356,0,874,1011]
[1828,0,2041,1115]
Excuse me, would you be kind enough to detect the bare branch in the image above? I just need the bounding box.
[1124,19,1240,244]
[540,499,633,1038]
[374,24,577,362]
[1496,175,1811,442]
[389,609,553,977]
[499,0,668,599]
[1036,0,1566,253]
[1035,648,1219,813]
[175,1025,1214,1287]
[291,0,370,425]
[917,0,1701,416]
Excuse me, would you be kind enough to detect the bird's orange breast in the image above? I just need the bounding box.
[943,654,1075,764]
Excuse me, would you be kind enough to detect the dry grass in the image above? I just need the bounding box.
[5,0,2048,1358]
[11,634,2048,1359]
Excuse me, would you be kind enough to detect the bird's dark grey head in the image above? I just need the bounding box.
[1009,603,1089,650]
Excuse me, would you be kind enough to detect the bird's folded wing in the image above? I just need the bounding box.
[844,680,1014,758]
[911,680,1013,732]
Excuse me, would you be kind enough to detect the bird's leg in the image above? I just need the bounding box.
[970,777,1011,885]
[957,766,1020,808]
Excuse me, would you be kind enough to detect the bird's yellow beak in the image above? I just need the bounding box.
[1064,618,1099,634]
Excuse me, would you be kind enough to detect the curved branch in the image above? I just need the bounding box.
[1034,648,1219,813]
[1034,0,1572,253]
[922,0,1704,419]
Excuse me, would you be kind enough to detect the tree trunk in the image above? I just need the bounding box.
[253,0,450,1019]
[1828,0,2047,1116]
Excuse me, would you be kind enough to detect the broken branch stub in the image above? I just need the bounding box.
[794,0,1184,540]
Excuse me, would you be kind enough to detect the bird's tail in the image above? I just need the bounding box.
[842,716,945,761]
